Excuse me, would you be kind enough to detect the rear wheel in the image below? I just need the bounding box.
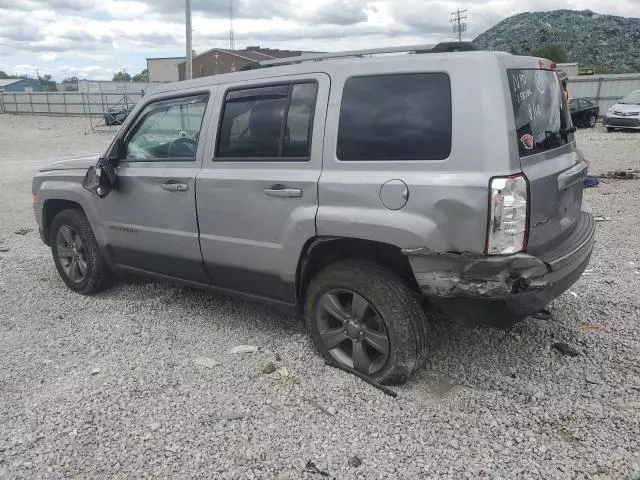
[588,113,597,128]
[50,209,112,294]
[305,260,429,385]
[607,127,615,132]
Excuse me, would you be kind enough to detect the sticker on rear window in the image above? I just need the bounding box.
[520,134,535,150]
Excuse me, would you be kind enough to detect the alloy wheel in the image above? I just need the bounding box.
[316,289,390,374]
[56,225,88,283]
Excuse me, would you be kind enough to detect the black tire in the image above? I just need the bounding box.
[607,127,615,132]
[588,114,597,128]
[305,260,429,385]
[50,209,112,294]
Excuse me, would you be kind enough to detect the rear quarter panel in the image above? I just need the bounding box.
[318,53,516,254]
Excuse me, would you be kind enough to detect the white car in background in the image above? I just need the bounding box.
[603,90,640,131]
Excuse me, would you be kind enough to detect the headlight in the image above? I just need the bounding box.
[487,175,529,255]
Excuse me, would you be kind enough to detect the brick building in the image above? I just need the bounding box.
[177,46,315,81]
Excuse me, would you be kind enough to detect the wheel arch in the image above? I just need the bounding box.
[42,199,86,245]
[295,236,419,314]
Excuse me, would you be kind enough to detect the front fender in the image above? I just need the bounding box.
[36,171,107,247]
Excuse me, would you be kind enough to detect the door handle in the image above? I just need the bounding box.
[263,185,303,198]
[161,182,188,192]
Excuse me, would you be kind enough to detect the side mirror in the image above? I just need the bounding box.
[83,161,118,198]
[83,138,123,198]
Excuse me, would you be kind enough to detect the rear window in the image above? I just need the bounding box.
[337,73,452,161]
[509,69,572,157]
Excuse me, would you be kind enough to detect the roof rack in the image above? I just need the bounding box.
[240,41,479,71]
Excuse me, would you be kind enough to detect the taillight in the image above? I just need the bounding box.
[487,175,529,255]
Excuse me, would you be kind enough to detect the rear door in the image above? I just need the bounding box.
[508,68,587,255]
[196,74,330,302]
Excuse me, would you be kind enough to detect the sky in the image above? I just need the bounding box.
[1,0,639,81]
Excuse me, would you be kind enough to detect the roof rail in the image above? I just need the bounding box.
[240,41,479,71]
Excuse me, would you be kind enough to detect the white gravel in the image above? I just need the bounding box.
[1,115,639,479]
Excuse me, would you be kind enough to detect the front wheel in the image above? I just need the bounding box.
[305,260,429,385]
[588,114,597,128]
[606,127,615,132]
[50,209,112,294]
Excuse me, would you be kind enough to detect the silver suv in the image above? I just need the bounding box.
[32,43,594,384]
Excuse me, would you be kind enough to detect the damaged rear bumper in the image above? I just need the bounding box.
[405,211,595,328]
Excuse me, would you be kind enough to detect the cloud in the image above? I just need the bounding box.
[1,0,639,80]
[0,25,44,42]
[303,0,369,25]
[38,52,59,61]
[0,0,94,10]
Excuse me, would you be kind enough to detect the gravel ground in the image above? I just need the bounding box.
[1,115,639,480]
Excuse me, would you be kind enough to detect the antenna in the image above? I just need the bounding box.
[229,0,235,50]
[450,9,468,42]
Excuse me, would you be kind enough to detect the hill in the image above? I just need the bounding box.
[473,9,640,73]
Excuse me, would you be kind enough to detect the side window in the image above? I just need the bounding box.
[124,94,208,162]
[216,81,318,161]
[284,83,318,157]
[337,73,452,161]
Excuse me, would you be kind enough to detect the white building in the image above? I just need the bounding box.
[77,80,153,94]
[147,57,185,83]
[556,63,579,77]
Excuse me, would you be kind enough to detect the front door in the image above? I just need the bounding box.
[96,92,212,282]
[196,74,330,302]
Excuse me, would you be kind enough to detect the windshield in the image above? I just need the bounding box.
[508,69,572,157]
[620,91,640,105]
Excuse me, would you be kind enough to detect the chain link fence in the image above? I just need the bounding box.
[0,91,142,117]
[568,74,640,113]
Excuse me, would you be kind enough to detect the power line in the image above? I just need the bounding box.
[450,9,468,42]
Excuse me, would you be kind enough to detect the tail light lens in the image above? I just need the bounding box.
[487,175,529,255]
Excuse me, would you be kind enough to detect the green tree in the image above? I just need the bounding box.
[37,74,58,91]
[132,69,148,82]
[112,70,132,81]
[62,76,79,91]
[0,70,20,79]
[531,44,569,63]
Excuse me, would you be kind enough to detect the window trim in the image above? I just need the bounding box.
[335,72,453,162]
[120,93,210,164]
[214,80,319,163]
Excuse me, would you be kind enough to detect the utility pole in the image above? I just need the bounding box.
[450,9,467,42]
[185,0,193,80]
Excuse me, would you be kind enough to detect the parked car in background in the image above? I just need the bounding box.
[603,90,640,131]
[104,104,135,126]
[569,98,599,128]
